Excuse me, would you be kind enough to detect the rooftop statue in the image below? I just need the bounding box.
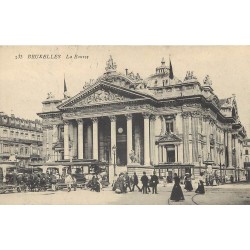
[83,79,95,90]
[203,75,212,85]
[105,55,117,72]
[184,71,197,81]
[46,92,55,100]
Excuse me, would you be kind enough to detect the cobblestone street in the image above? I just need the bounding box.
[1,182,250,205]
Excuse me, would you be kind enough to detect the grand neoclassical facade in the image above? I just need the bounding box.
[37,56,247,181]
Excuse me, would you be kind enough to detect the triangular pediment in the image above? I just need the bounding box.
[58,81,155,110]
[157,132,182,143]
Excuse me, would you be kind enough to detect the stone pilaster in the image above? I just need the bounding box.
[109,115,116,182]
[143,113,151,165]
[126,114,133,164]
[227,129,232,167]
[182,112,190,163]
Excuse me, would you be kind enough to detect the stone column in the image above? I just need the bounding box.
[150,115,156,164]
[179,143,183,163]
[77,119,84,159]
[206,117,211,161]
[126,114,133,164]
[64,121,69,160]
[213,125,218,164]
[143,113,151,165]
[109,115,116,182]
[228,129,232,167]
[162,146,166,162]
[188,115,193,163]
[191,112,199,163]
[92,118,99,160]
[175,145,178,162]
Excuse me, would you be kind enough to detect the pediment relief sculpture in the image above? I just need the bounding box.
[73,89,129,107]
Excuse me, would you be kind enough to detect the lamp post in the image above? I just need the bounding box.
[238,165,240,182]
[219,148,223,183]
[112,145,117,176]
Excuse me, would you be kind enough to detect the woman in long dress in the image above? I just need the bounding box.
[170,173,185,201]
[184,173,193,191]
[195,172,205,194]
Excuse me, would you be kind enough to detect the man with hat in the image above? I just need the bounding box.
[141,171,149,194]
[150,171,159,194]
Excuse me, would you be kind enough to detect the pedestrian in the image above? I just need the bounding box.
[132,172,141,192]
[184,173,193,192]
[170,173,185,201]
[163,176,167,187]
[150,171,159,194]
[141,171,149,194]
[195,172,205,194]
[124,172,132,192]
[230,175,234,183]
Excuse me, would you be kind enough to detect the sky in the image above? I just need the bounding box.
[0,46,250,133]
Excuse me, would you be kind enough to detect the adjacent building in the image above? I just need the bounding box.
[0,112,43,166]
[37,56,247,181]
[243,138,250,181]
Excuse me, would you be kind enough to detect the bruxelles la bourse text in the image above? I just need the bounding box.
[15,54,89,59]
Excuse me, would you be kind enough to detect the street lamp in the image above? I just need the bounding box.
[238,165,240,182]
[112,145,117,176]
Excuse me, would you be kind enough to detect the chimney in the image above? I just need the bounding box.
[125,68,128,75]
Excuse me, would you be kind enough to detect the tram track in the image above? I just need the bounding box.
[167,193,200,205]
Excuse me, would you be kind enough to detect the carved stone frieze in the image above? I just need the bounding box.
[74,89,127,107]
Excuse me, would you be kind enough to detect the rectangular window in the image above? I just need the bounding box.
[3,144,9,153]
[166,121,174,133]
[246,150,249,155]
[25,147,28,155]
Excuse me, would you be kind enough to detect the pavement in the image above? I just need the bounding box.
[0,182,250,205]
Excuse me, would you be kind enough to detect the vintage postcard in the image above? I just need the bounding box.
[0,45,250,205]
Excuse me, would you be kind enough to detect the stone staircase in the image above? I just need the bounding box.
[127,165,155,179]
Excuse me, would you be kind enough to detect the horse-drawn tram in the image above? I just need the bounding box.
[28,160,109,192]
[0,160,109,194]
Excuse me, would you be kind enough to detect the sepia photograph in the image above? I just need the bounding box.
[0,45,250,205]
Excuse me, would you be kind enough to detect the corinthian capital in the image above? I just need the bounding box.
[76,119,83,125]
[63,120,69,125]
[109,115,117,122]
[125,114,132,120]
[142,112,150,119]
[91,117,98,123]
[181,112,190,119]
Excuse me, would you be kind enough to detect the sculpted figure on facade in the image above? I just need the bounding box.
[184,71,197,81]
[76,89,126,106]
[203,75,212,86]
[46,92,55,100]
[129,149,138,163]
[105,55,117,72]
